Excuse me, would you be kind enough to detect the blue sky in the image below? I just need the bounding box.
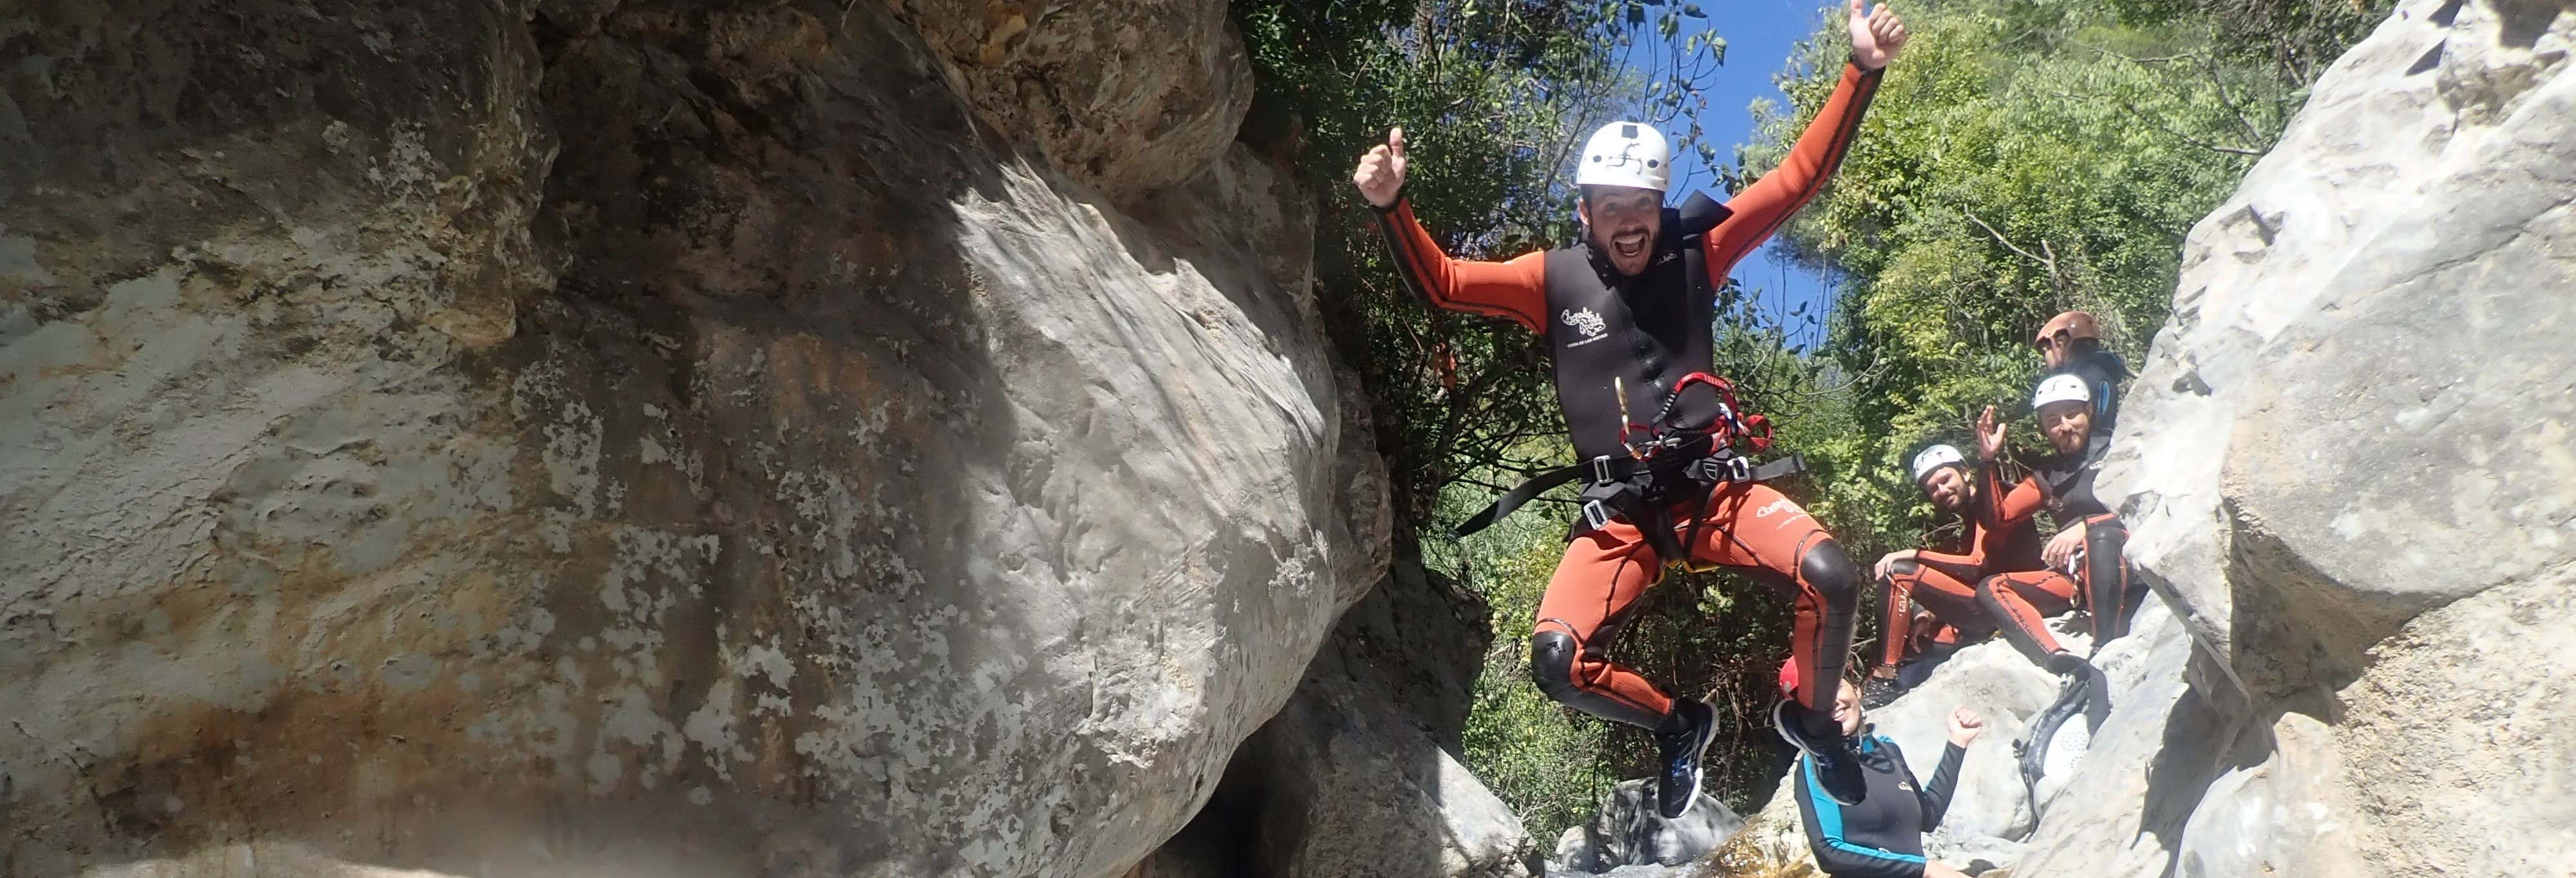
[1622,0,1846,348]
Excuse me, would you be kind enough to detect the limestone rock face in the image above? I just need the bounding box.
[888,0,1255,202]
[2103,0,2576,699]
[1194,562,1537,878]
[0,3,1382,878]
[2018,0,2576,874]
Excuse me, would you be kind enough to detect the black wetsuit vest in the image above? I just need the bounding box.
[1794,731,1964,878]
[2036,440,2114,520]
[1540,205,1728,463]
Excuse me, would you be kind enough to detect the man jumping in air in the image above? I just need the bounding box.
[1351,1,1910,816]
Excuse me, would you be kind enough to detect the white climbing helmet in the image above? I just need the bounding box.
[2031,374,2092,411]
[1575,121,1671,193]
[1911,444,1967,483]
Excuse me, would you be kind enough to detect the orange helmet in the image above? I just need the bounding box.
[2034,310,2103,351]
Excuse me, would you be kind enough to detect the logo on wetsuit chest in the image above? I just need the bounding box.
[1560,307,1610,347]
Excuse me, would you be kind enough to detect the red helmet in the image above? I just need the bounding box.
[2034,310,2104,350]
[1777,658,1801,699]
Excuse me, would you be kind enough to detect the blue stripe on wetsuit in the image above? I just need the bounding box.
[1802,738,1929,867]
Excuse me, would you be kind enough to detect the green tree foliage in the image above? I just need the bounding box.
[1233,0,1809,837]
[1747,0,2387,562]
[1234,0,1728,531]
[1235,0,2387,840]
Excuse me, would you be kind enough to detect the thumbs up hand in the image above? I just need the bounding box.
[1352,127,1409,209]
[1849,1,1909,70]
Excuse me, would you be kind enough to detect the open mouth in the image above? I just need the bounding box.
[1613,229,1648,258]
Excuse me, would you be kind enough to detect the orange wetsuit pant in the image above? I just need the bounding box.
[1979,514,2134,662]
[1530,481,1857,729]
[1876,559,1992,669]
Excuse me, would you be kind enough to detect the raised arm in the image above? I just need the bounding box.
[1701,1,1907,273]
[1354,128,1548,333]
[1992,472,2046,525]
[1921,707,1984,828]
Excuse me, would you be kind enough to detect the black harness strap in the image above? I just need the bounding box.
[1452,453,1807,539]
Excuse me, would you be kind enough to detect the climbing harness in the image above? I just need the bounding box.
[1454,368,1803,564]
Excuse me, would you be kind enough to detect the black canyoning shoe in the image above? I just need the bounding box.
[2044,649,2093,677]
[1774,700,1865,806]
[1654,698,1719,819]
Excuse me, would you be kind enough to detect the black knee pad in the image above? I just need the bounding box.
[1879,557,1921,585]
[1801,539,1861,608]
[2084,522,2134,642]
[1530,629,1580,699]
[2085,517,2128,556]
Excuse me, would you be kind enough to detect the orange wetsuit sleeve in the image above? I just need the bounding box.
[1926,467,2040,574]
[1701,62,1883,275]
[1994,473,2046,524]
[1372,200,1548,334]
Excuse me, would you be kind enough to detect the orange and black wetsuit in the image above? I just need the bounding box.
[1979,441,2138,663]
[1372,62,1884,729]
[1875,462,2053,673]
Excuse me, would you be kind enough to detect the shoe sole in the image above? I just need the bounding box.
[1772,700,1862,806]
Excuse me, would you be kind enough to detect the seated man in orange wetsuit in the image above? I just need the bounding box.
[1865,404,2081,705]
[1350,0,1911,817]
[1975,375,2143,670]
[1860,408,2054,707]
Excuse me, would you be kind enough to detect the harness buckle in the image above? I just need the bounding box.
[1588,455,1618,486]
[1725,455,1753,482]
[1582,499,1615,532]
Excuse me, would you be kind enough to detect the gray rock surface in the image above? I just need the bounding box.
[888,0,1255,202]
[2017,0,2576,874]
[2103,0,2576,700]
[1549,779,1743,874]
[0,3,1381,877]
[1214,561,1539,878]
[1725,604,2155,876]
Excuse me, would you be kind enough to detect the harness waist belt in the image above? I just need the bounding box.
[1454,452,1807,539]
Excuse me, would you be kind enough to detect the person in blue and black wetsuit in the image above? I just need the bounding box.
[1780,662,1985,878]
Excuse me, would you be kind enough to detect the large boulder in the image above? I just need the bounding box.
[1188,561,1537,878]
[2014,0,2576,873]
[0,3,1383,878]
[2104,0,2576,700]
